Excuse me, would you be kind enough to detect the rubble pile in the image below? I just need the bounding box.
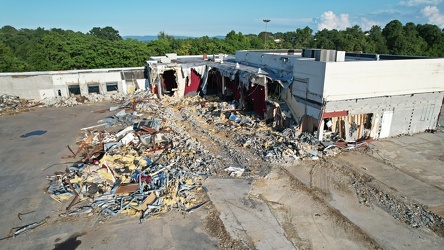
[47,94,222,222]
[39,91,144,108]
[352,180,444,230]
[168,95,342,162]
[39,96,80,107]
[44,93,359,222]
[0,94,37,116]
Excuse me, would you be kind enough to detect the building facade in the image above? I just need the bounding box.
[1,49,442,141]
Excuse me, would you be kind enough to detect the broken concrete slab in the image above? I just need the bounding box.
[205,178,294,250]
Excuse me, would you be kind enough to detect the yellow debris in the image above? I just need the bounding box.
[50,192,73,202]
[136,157,147,167]
[127,164,137,171]
[122,155,135,163]
[97,168,114,184]
[70,175,81,184]
[120,175,131,184]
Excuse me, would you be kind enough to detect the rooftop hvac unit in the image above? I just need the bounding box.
[335,51,345,62]
[165,53,177,60]
[213,54,224,63]
[160,57,171,63]
[315,49,336,62]
[302,49,314,58]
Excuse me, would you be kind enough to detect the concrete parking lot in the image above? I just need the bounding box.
[1,101,443,250]
[0,103,218,250]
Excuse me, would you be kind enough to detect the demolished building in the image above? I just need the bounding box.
[145,49,444,140]
[1,49,443,140]
[0,67,146,100]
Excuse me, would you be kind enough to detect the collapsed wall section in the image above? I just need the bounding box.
[0,68,145,100]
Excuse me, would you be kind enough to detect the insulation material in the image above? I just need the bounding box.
[174,67,187,98]
[181,64,206,79]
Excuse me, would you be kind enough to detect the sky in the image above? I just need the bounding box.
[1,0,444,37]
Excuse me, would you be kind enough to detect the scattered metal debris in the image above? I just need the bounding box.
[46,91,220,222]
[40,91,366,223]
[0,216,49,240]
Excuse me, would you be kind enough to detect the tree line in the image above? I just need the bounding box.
[1,20,444,72]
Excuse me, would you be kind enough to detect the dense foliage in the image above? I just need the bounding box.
[1,20,444,72]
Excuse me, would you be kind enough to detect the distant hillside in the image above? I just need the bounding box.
[123,36,158,41]
[123,35,225,42]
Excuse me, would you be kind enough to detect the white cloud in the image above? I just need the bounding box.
[318,11,351,30]
[421,5,444,27]
[360,17,380,31]
[400,0,442,6]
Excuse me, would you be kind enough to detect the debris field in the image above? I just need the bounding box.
[40,90,354,222]
[2,90,444,249]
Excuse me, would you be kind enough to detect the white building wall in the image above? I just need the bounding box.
[0,75,53,100]
[52,72,122,96]
[323,59,444,101]
[0,67,143,100]
[292,60,326,104]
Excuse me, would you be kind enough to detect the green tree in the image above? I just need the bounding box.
[416,23,444,56]
[294,27,313,48]
[367,25,388,54]
[382,20,407,54]
[313,29,338,49]
[245,34,263,49]
[0,41,22,71]
[88,26,122,41]
[157,31,175,41]
[402,22,427,56]
[2,21,443,72]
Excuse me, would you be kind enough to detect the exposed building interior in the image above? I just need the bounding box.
[1,49,443,141]
[145,49,444,140]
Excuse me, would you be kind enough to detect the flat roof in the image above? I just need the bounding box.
[0,67,144,77]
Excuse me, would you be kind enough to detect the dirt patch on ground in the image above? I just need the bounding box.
[205,206,247,250]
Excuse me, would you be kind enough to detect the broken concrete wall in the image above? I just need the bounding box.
[324,92,444,138]
[284,55,444,139]
[120,70,146,94]
[184,69,202,97]
[174,68,187,98]
[281,87,322,127]
[0,75,53,100]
